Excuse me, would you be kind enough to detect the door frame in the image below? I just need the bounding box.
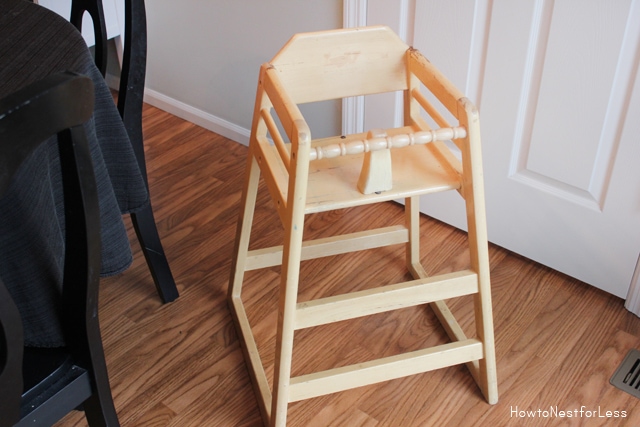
[625,258,640,316]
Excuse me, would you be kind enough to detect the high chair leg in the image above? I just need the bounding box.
[468,203,498,404]
[405,196,422,275]
[229,152,262,301]
[270,235,302,427]
[228,152,274,424]
[461,98,498,404]
[270,157,309,426]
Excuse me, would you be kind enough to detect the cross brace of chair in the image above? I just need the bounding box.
[229,224,485,420]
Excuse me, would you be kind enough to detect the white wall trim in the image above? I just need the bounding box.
[106,73,250,145]
[343,0,367,28]
[625,254,640,317]
[342,0,367,135]
[143,89,250,145]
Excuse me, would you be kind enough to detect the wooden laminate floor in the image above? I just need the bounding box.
[56,102,640,426]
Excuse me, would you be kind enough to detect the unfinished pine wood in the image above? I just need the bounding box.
[53,97,640,427]
[309,126,467,162]
[357,129,393,195]
[230,26,496,426]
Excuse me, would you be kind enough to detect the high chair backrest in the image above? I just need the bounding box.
[261,25,469,146]
[252,25,478,214]
[269,26,410,104]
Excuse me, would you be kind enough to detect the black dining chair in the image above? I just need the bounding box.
[0,72,119,427]
[70,0,180,304]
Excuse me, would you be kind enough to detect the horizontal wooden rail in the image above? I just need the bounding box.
[295,270,479,329]
[261,108,290,168]
[244,225,408,271]
[411,87,451,130]
[288,338,483,402]
[309,126,467,161]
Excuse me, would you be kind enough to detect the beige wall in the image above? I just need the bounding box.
[142,1,343,144]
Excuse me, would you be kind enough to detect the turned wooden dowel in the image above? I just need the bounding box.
[309,126,467,161]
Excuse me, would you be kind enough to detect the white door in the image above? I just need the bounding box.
[347,0,640,299]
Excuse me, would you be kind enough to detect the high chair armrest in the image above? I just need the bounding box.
[406,48,483,164]
[262,66,312,150]
[407,48,467,120]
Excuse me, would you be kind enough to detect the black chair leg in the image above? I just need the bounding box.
[79,368,120,427]
[117,0,179,303]
[130,205,179,303]
[82,383,120,427]
[71,0,179,303]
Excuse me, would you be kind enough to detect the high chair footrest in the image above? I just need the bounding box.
[295,269,479,329]
[245,225,409,271]
[289,338,484,402]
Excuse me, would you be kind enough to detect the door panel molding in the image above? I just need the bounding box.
[510,0,639,213]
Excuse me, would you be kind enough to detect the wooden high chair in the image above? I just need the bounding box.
[228,26,498,426]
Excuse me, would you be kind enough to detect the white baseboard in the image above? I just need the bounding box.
[105,73,250,146]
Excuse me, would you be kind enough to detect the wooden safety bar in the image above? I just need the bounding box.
[309,126,467,161]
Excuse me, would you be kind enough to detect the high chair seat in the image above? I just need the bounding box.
[270,127,463,213]
[228,25,498,427]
